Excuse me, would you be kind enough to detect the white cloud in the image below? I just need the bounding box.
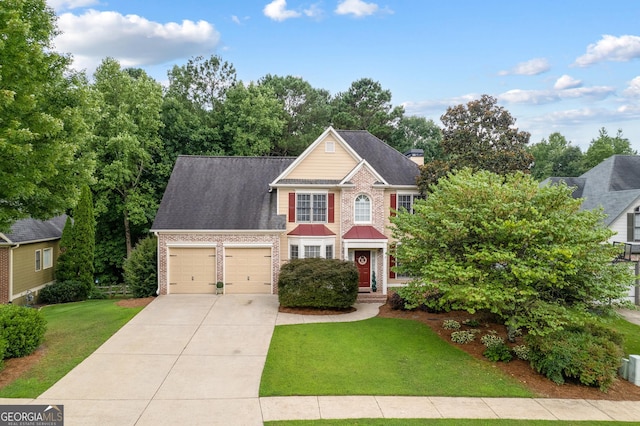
[623,76,640,97]
[574,35,640,67]
[47,0,99,11]
[263,0,301,21]
[554,74,582,90]
[498,58,550,76]
[335,0,379,17]
[54,10,220,74]
[498,86,614,105]
[304,3,324,19]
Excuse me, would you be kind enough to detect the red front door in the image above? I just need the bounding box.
[354,250,370,288]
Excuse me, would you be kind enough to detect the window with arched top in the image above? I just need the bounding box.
[354,194,371,223]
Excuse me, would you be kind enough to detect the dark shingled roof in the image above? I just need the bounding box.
[336,130,420,186]
[151,156,295,231]
[545,155,640,226]
[2,215,67,244]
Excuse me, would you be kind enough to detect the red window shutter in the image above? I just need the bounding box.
[389,254,396,279]
[390,193,397,217]
[328,193,335,223]
[288,193,296,222]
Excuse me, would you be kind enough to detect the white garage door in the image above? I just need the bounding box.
[224,247,272,294]
[169,247,216,294]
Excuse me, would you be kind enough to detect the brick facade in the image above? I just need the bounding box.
[157,232,282,295]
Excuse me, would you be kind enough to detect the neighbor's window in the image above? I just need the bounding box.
[296,193,327,223]
[635,208,640,241]
[43,248,53,269]
[354,194,371,223]
[35,250,41,272]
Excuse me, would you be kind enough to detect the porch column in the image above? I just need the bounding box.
[382,245,388,295]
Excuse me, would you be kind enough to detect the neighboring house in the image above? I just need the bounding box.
[151,127,421,299]
[0,215,67,304]
[544,155,640,246]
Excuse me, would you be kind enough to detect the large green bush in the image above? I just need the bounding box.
[0,305,46,358]
[526,325,623,391]
[278,258,358,309]
[38,280,89,304]
[123,236,158,298]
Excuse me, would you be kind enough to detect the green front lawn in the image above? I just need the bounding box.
[260,317,534,397]
[0,299,144,398]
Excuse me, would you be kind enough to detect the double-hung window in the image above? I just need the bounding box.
[397,194,424,214]
[297,193,327,223]
[43,248,53,269]
[354,194,371,223]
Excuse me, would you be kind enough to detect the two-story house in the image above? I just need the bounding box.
[151,127,421,299]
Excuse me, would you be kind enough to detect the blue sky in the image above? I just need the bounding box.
[47,0,640,151]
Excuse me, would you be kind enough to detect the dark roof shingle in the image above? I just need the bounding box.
[2,215,67,244]
[151,156,295,230]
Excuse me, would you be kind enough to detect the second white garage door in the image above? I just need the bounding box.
[224,247,272,294]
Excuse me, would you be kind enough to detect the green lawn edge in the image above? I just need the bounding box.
[0,299,144,398]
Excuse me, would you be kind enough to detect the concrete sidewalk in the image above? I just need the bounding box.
[1,295,639,424]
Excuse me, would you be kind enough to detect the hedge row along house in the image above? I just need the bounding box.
[151,127,423,299]
[0,215,67,304]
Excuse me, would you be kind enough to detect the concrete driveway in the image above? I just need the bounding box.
[36,294,279,425]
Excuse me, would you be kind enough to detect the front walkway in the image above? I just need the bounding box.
[1,296,639,424]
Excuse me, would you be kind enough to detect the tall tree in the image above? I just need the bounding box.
[389,116,443,158]
[331,78,404,142]
[0,0,94,231]
[529,133,585,180]
[218,82,286,156]
[166,54,237,111]
[259,74,332,155]
[92,58,163,257]
[418,95,532,192]
[582,128,636,170]
[55,185,95,292]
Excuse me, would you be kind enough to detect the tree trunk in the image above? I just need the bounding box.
[124,213,132,258]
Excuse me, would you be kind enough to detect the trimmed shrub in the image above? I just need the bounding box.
[278,258,358,309]
[124,236,158,298]
[0,305,46,358]
[38,280,89,304]
[526,325,623,391]
[0,335,6,368]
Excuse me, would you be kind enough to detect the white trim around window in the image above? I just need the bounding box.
[354,193,371,223]
[43,247,53,269]
[296,190,328,223]
[35,249,41,272]
[289,236,335,260]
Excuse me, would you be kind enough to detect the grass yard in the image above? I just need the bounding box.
[0,299,144,398]
[265,420,633,426]
[612,316,640,356]
[260,317,534,398]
